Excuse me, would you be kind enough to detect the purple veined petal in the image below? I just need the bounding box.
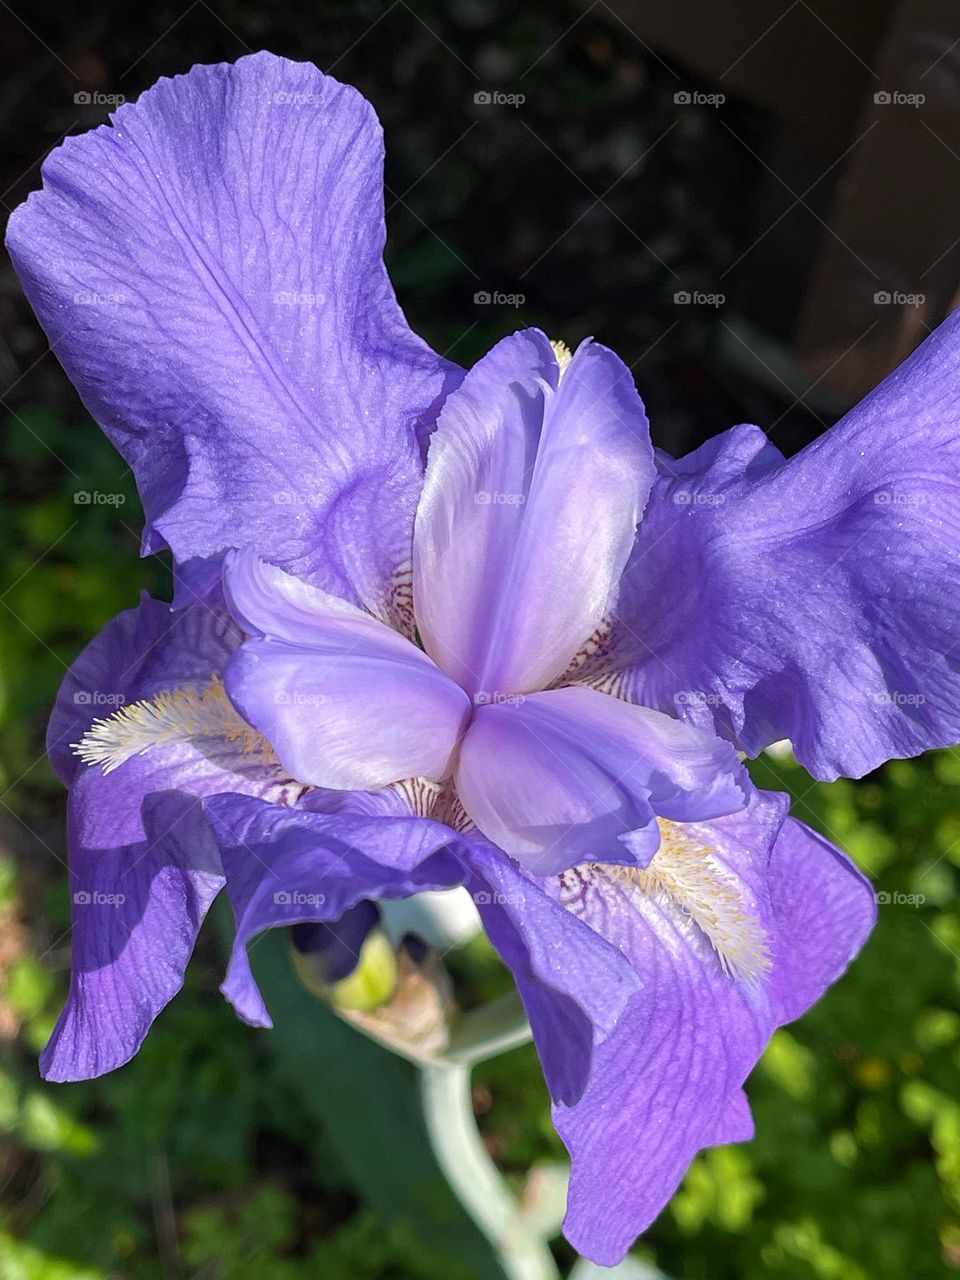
[413,330,655,696]
[52,593,302,848]
[223,551,472,790]
[767,815,876,1025]
[461,834,641,1106]
[5,52,462,612]
[41,792,224,1082]
[551,786,874,1266]
[454,685,747,875]
[203,792,465,1027]
[608,309,960,779]
[711,1088,754,1145]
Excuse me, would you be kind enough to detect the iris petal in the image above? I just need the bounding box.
[553,789,875,1265]
[41,791,224,1082]
[224,550,472,790]
[5,52,460,610]
[608,310,960,779]
[413,330,655,696]
[454,685,747,874]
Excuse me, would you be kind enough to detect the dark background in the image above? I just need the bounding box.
[2,2,960,1278]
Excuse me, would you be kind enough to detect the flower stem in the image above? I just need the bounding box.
[420,1061,560,1280]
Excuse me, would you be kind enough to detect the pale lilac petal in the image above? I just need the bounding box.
[40,792,224,1082]
[223,552,471,790]
[413,331,655,695]
[6,53,460,610]
[455,686,746,874]
[610,310,960,779]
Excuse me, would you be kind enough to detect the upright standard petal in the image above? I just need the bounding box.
[552,789,875,1265]
[5,53,461,611]
[454,686,747,874]
[607,310,960,779]
[413,331,655,696]
[223,552,471,790]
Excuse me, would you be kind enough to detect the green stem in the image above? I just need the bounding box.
[420,1061,560,1280]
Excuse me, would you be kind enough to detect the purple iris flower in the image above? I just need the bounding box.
[7,50,959,1265]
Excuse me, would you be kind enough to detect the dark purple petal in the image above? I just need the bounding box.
[609,311,960,779]
[223,551,471,789]
[413,331,654,696]
[41,792,224,1082]
[552,787,874,1265]
[203,793,464,1026]
[455,686,746,874]
[767,815,876,1025]
[6,53,460,610]
[462,835,641,1106]
[291,900,380,983]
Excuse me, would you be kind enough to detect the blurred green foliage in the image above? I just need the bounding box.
[2,434,959,1279]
